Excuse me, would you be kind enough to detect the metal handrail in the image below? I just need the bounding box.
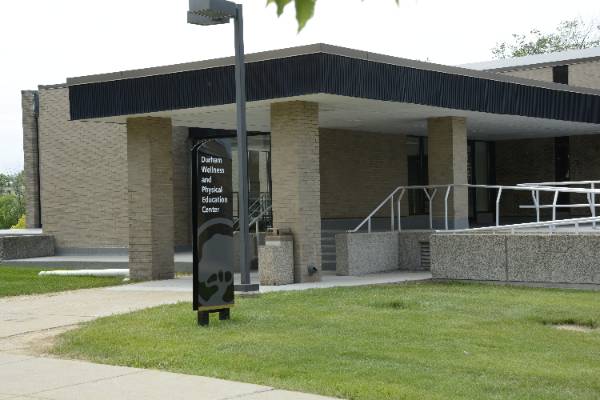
[350,183,600,233]
[441,216,600,235]
[249,205,272,236]
[518,180,600,186]
[517,180,598,228]
[233,192,271,229]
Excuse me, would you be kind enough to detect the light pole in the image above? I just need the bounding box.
[188,0,256,292]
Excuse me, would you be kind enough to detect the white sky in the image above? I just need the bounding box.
[0,0,598,173]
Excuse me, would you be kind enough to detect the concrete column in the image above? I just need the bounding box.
[427,117,468,229]
[21,90,41,228]
[127,117,174,281]
[271,101,321,282]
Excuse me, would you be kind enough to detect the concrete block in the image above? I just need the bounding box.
[258,235,294,285]
[0,235,54,260]
[430,233,506,281]
[506,234,600,284]
[336,232,398,276]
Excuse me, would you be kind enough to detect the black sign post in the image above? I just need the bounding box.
[192,140,235,326]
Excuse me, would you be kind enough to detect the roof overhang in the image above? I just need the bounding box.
[66,44,600,139]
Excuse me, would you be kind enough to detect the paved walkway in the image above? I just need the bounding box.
[0,353,333,399]
[110,270,432,293]
[0,271,430,399]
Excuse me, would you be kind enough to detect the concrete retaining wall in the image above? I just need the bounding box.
[398,230,432,271]
[336,232,398,275]
[431,233,600,285]
[0,235,54,260]
[336,231,433,275]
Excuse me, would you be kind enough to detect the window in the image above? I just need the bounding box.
[553,65,569,85]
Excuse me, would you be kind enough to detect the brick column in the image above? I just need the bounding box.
[21,91,41,228]
[127,117,174,280]
[271,101,321,282]
[427,117,469,229]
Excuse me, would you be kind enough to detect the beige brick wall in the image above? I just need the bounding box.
[38,87,128,248]
[271,101,321,282]
[495,138,555,216]
[569,60,600,89]
[499,60,600,89]
[500,67,554,82]
[127,117,174,280]
[319,129,407,219]
[21,90,41,228]
[37,87,191,249]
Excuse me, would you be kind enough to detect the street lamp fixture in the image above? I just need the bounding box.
[188,0,257,292]
[188,0,236,24]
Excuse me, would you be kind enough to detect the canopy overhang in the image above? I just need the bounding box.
[66,44,600,140]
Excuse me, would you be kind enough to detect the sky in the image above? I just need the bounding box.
[0,0,598,174]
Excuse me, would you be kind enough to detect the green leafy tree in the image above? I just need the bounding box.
[0,194,25,229]
[11,171,25,199]
[0,173,10,194]
[0,170,26,229]
[492,18,600,59]
[267,0,398,31]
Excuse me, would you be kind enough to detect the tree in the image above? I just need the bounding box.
[267,0,398,31]
[492,19,600,59]
[11,171,25,199]
[0,173,9,193]
[0,171,26,229]
[0,194,25,229]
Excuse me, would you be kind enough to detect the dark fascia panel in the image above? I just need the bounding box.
[68,53,600,124]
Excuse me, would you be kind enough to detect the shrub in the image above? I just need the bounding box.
[11,214,26,229]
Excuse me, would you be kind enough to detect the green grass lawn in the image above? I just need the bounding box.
[0,266,126,297]
[52,282,600,400]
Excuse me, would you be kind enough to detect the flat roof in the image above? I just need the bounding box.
[67,43,600,126]
[460,46,600,72]
[66,43,600,96]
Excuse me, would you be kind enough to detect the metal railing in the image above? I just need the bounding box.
[351,183,600,233]
[233,192,271,230]
[249,205,272,235]
[443,216,600,235]
[517,180,600,228]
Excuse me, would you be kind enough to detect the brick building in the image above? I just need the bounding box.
[21,44,600,281]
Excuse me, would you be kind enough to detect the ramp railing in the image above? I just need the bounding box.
[351,183,600,233]
[442,216,600,235]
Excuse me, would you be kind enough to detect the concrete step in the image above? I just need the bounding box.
[321,229,346,272]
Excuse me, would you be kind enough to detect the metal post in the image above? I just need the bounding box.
[397,189,405,232]
[552,190,559,222]
[495,188,502,227]
[233,4,253,290]
[390,195,394,232]
[592,183,597,229]
[191,144,200,311]
[536,190,540,223]
[424,188,437,230]
[444,186,451,231]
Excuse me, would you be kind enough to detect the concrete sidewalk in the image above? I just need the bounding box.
[0,271,430,399]
[110,270,432,293]
[0,287,190,353]
[0,353,335,399]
